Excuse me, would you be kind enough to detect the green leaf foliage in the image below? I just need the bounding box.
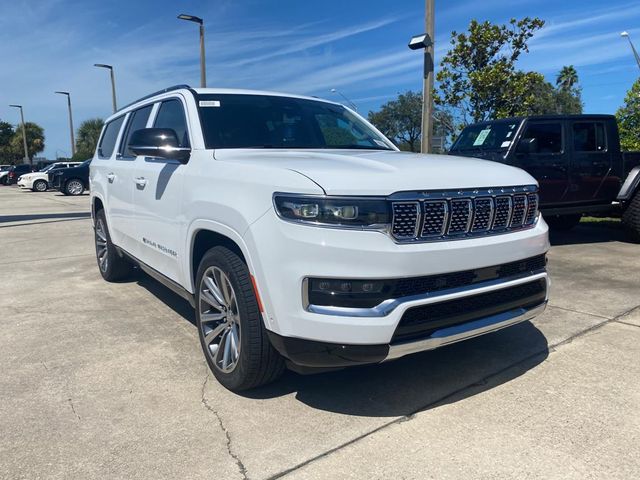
[616,79,640,151]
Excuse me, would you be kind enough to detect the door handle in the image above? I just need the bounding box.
[134,177,147,188]
[107,173,115,184]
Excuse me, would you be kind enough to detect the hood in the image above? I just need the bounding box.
[213,149,536,196]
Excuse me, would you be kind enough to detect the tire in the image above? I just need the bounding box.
[65,178,85,196]
[32,180,48,192]
[195,246,284,391]
[544,214,582,231]
[94,209,133,282]
[622,190,640,242]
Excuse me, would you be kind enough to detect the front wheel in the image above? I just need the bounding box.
[32,180,48,192]
[196,247,284,391]
[65,179,85,196]
[622,190,640,242]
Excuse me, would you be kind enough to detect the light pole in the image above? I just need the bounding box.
[9,104,29,165]
[178,14,207,87]
[330,88,358,111]
[55,91,76,157]
[94,64,118,113]
[409,0,435,154]
[621,31,640,70]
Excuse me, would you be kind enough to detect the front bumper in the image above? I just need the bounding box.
[269,301,546,367]
[246,208,549,348]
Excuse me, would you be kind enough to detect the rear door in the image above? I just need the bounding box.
[133,97,190,282]
[513,120,569,205]
[568,121,614,203]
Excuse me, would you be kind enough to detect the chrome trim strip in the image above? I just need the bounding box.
[388,185,537,201]
[306,270,547,317]
[384,302,547,361]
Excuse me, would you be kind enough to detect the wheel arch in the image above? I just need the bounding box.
[617,166,640,202]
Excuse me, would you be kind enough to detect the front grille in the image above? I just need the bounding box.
[389,186,539,242]
[392,279,547,342]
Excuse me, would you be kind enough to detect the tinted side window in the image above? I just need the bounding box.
[573,123,606,152]
[119,105,153,158]
[154,99,190,147]
[521,123,562,154]
[98,116,125,159]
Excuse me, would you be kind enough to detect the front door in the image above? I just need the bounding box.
[133,97,190,283]
[512,121,569,206]
[568,121,615,203]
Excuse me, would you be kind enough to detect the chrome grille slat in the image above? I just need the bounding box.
[389,187,539,243]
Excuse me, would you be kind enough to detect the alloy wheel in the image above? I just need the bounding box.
[34,181,47,192]
[67,180,83,195]
[199,266,241,373]
[95,218,109,273]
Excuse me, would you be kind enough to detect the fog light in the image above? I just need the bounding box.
[319,281,331,290]
[362,282,374,292]
[340,282,352,292]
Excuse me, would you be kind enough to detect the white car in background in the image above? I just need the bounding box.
[18,162,81,192]
[0,165,10,184]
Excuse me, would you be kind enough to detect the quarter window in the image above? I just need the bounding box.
[520,123,562,154]
[119,105,153,158]
[98,116,125,159]
[573,123,606,152]
[154,99,190,147]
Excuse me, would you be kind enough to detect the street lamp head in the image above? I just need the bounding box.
[621,31,630,37]
[94,63,113,70]
[330,88,337,93]
[178,13,203,24]
[9,104,22,109]
[55,91,70,96]
[408,33,432,50]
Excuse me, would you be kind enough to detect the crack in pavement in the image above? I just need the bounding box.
[201,374,248,480]
[269,302,640,480]
[68,398,81,421]
[546,303,611,320]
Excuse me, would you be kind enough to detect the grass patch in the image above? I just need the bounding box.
[581,216,621,228]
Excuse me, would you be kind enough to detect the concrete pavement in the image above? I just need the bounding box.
[0,186,638,480]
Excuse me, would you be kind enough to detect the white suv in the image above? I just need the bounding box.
[18,162,81,191]
[90,85,549,391]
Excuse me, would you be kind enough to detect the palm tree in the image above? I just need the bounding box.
[75,118,104,160]
[556,65,578,91]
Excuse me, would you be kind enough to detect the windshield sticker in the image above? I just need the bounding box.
[199,100,221,107]
[473,129,491,146]
[506,131,512,138]
[501,141,511,148]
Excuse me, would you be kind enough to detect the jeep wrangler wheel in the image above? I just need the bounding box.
[32,180,48,192]
[196,246,284,391]
[94,210,133,281]
[622,190,640,242]
[65,179,84,196]
[544,214,582,231]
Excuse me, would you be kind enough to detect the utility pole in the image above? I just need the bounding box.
[423,0,435,154]
[55,92,76,156]
[621,31,640,70]
[94,64,118,113]
[9,104,29,165]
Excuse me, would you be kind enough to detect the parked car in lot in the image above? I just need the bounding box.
[449,115,640,236]
[18,161,81,191]
[49,159,91,195]
[0,165,11,184]
[91,85,549,391]
[2,164,34,185]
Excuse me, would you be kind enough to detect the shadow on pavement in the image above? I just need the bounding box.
[549,219,634,246]
[0,211,91,223]
[135,268,549,418]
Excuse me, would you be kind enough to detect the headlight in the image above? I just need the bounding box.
[273,194,390,229]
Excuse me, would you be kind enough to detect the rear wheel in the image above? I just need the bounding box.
[65,179,84,196]
[94,209,133,281]
[544,214,582,231]
[32,180,48,192]
[196,246,284,391]
[622,190,640,242]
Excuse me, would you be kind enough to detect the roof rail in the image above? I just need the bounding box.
[118,84,192,112]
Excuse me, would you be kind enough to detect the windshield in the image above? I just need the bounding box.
[452,121,521,152]
[196,94,394,151]
[40,164,56,172]
[0,166,10,172]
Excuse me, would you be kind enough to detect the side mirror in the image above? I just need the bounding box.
[516,137,538,154]
[129,128,191,163]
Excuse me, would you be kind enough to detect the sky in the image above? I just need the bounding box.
[0,0,639,159]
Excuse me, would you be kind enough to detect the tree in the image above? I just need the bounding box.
[74,118,104,160]
[616,79,640,151]
[10,122,44,162]
[0,121,20,163]
[368,91,454,152]
[556,65,578,91]
[435,17,546,127]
